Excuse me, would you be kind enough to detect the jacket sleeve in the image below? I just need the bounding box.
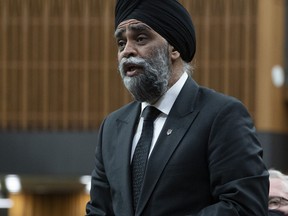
[86,118,115,216]
[195,100,269,216]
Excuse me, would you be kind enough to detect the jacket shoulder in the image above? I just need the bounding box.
[197,86,244,108]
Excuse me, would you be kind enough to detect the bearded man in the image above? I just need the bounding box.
[86,0,269,215]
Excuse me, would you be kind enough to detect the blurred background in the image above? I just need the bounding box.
[0,0,287,215]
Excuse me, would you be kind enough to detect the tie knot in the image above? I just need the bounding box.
[142,106,161,122]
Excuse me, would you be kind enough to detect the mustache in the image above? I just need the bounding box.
[119,57,147,74]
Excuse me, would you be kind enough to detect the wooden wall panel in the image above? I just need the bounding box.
[181,0,258,117]
[0,0,286,132]
[255,0,287,132]
[0,0,129,131]
[9,192,89,216]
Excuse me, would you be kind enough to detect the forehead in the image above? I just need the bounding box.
[115,19,156,37]
[269,178,288,197]
[117,19,147,29]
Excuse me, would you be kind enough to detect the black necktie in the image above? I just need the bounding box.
[131,106,161,210]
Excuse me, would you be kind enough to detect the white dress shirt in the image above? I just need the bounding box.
[130,72,188,162]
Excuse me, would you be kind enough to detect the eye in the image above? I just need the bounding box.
[136,35,147,43]
[117,40,126,51]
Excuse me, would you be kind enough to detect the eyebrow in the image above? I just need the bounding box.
[114,24,152,38]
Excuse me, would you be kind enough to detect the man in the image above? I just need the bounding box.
[268,169,288,216]
[86,0,269,215]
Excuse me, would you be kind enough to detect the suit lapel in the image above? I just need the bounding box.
[115,102,141,215]
[136,77,200,215]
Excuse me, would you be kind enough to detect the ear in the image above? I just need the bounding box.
[170,46,181,61]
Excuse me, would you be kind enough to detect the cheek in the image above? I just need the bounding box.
[117,52,122,62]
[278,206,288,214]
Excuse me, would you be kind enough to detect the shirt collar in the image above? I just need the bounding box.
[141,72,188,115]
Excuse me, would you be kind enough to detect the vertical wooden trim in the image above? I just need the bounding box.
[243,1,252,110]
[203,0,210,86]
[82,1,89,129]
[0,0,8,129]
[102,1,111,115]
[42,0,49,129]
[21,1,28,129]
[256,0,274,129]
[63,0,69,129]
[223,0,230,94]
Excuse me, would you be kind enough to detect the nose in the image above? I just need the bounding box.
[121,41,137,58]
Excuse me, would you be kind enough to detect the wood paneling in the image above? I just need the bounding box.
[0,0,268,131]
[0,0,129,131]
[183,0,258,117]
[8,192,89,216]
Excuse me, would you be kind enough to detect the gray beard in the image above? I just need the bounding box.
[118,46,171,104]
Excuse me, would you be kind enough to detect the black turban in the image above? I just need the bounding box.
[115,0,196,62]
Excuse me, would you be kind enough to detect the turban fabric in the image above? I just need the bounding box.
[115,0,196,62]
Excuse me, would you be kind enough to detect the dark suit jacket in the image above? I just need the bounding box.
[86,77,269,216]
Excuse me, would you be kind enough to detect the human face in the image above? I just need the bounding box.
[115,19,172,104]
[269,178,288,215]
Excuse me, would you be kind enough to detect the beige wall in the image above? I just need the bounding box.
[255,0,288,132]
